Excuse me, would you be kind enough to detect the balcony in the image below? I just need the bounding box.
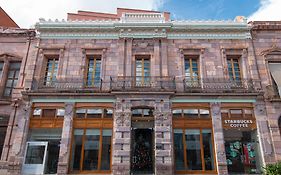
[28,76,261,95]
[31,77,108,93]
[110,76,176,92]
[183,78,259,93]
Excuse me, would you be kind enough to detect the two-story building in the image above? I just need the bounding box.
[1,8,281,175]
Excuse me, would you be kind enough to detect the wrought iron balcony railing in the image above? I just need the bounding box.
[110,76,176,91]
[183,78,258,93]
[32,77,106,92]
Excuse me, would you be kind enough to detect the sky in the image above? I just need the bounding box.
[0,0,281,28]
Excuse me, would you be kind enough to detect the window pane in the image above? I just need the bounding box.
[25,145,45,164]
[57,109,65,117]
[173,109,182,117]
[200,109,210,118]
[10,62,21,69]
[183,109,199,118]
[83,129,100,170]
[87,109,102,118]
[33,108,42,117]
[101,129,112,170]
[103,109,113,118]
[76,109,86,118]
[42,109,56,118]
[174,129,185,170]
[3,88,11,97]
[71,129,83,170]
[185,129,202,170]
[202,129,214,170]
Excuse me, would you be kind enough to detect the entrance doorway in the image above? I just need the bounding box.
[131,129,153,174]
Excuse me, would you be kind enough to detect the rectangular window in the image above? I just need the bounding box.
[86,57,101,87]
[71,128,112,172]
[75,108,112,118]
[268,62,281,96]
[173,129,214,171]
[4,62,21,97]
[44,58,58,85]
[135,57,150,86]
[227,57,241,81]
[185,57,199,81]
[0,61,4,77]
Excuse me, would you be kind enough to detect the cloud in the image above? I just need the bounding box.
[0,0,165,28]
[248,0,281,21]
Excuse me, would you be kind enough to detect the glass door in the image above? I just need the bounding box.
[131,128,153,174]
[22,141,48,175]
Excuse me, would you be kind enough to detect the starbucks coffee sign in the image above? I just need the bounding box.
[224,119,253,128]
[222,117,256,129]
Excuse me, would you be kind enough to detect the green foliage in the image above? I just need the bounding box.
[263,161,281,175]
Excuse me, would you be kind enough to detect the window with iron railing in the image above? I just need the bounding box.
[44,58,58,86]
[4,62,21,97]
[86,56,101,87]
[135,57,150,86]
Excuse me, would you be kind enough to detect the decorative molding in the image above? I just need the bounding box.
[36,18,251,40]
[260,45,281,56]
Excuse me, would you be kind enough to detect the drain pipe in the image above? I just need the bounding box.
[5,99,18,161]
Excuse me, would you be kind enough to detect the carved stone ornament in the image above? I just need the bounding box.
[211,102,220,116]
[255,103,266,115]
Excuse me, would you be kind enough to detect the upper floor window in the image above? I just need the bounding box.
[227,57,241,81]
[184,56,199,81]
[268,62,281,96]
[86,56,101,87]
[32,108,65,118]
[75,108,113,118]
[0,62,4,77]
[4,62,21,97]
[135,57,150,85]
[44,58,58,85]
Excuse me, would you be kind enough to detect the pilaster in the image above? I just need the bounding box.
[210,102,228,175]
[112,99,131,175]
[57,102,74,174]
[154,100,173,175]
[7,101,31,175]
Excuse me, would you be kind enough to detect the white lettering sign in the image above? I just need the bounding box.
[224,119,253,128]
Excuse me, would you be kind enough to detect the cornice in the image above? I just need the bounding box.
[36,18,251,40]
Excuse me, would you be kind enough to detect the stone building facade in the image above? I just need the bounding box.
[0,8,281,175]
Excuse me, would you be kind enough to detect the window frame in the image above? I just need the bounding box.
[184,55,200,81]
[85,55,102,87]
[3,61,21,97]
[227,56,242,81]
[172,106,217,174]
[44,57,59,85]
[70,105,113,173]
[135,56,151,85]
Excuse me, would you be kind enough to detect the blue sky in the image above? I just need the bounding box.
[1,0,281,28]
[159,0,260,20]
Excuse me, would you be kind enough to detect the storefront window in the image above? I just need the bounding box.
[174,129,185,170]
[172,107,215,174]
[202,129,214,170]
[173,129,215,172]
[185,129,202,170]
[222,108,261,174]
[71,128,112,172]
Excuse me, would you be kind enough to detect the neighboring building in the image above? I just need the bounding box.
[0,7,36,175]
[0,8,281,175]
[0,7,19,28]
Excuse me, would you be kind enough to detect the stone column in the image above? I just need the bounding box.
[210,102,228,175]
[7,101,31,175]
[254,101,275,165]
[57,102,74,174]
[112,99,131,175]
[154,100,173,175]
